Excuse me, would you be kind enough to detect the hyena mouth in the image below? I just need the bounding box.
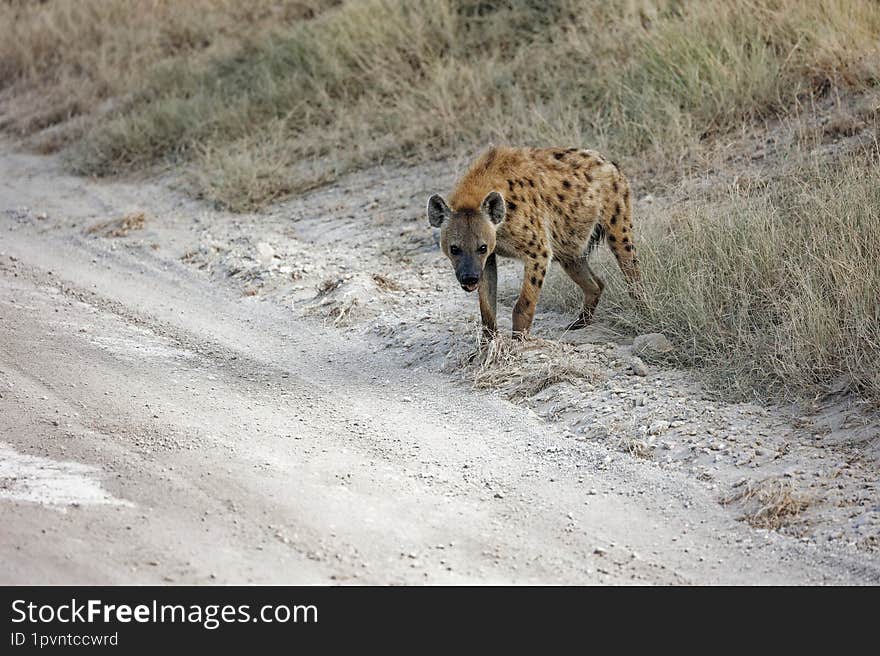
[461,282,479,293]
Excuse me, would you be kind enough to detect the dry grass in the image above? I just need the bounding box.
[723,477,811,530]
[618,436,654,460]
[574,151,880,404]
[5,0,879,209]
[84,211,146,238]
[371,273,403,292]
[4,0,880,407]
[467,334,604,401]
[0,0,336,146]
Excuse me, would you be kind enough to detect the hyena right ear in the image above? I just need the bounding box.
[427,194,451,228]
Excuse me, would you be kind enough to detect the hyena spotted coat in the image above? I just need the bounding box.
[427,146,641,337]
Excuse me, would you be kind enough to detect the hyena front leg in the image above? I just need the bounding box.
[478,253,498,338]
[512,252,549,338]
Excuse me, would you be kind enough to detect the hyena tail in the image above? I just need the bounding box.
[587,223,606,253]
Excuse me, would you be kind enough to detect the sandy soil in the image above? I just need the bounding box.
[1,145,878,584]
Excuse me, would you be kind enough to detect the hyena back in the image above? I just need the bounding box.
[427,146,642,337]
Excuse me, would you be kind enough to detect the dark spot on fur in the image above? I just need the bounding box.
[610,215,617,225]
[611,160,620,170]
[529,251,537,259]
[527,178,535,187]
[584,172,593,183]
[562,179,571,189]
[624,244,633,252]
[554,151,565,160]
[530,275,537,285]
[507,179,515,192]
[622,237,629,243]
[608,235,616,242]
[612,181,618,193]
[507,201,518,212]
[541,250,548,258]
[557,193,566,203]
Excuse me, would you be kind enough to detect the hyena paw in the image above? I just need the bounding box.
[564,317,590,331]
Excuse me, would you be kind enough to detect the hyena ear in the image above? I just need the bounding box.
[481,191,506,225]
[427,194,451,228]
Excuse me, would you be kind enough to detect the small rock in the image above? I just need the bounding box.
[255,242,275,265]
[648,420,670,435]
[632,333,674,359]
[629,356,649,376]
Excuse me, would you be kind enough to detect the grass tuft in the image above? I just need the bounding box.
[723,478,811,530]
[467,334,603,401]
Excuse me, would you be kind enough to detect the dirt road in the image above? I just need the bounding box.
[1,147,878,584]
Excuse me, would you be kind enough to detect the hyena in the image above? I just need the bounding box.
[427,146,641,337]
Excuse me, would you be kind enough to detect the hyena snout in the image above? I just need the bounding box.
[456,260,481,292]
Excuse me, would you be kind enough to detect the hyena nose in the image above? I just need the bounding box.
[460,275,479,287]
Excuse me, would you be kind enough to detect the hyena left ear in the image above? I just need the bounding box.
[427,194,451,228]
[481,191,506,225]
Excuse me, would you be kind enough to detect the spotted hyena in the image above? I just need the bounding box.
[427,146,642,337]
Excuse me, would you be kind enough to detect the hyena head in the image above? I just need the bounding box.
[426,191,505,292]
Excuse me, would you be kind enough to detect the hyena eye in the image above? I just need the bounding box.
[450,245,461,256]
[478,244,488,254]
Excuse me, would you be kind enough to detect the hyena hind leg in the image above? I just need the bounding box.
[607,239,646,308]
[558,256,604,330]
[604,169,645,306]
[604,212,645,306]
